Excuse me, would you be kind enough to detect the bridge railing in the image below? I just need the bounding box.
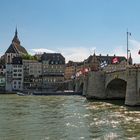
[105,68,126,74]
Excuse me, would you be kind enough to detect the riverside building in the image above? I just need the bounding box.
[41,52,65,90]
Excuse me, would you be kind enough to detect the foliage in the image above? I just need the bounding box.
[22,54,37,60]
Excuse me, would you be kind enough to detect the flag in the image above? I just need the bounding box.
[112,57,119,64]
[84,68,89,72]
[100,61,108,68]
[127,32,131,36]
[71,75,75,79]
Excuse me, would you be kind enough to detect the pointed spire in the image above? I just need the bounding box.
[12,27,20,44]
[128,53,133,65]
[15,27,18,38]
[129,52,131,58]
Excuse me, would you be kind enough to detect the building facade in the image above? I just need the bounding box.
[41,53,65,89]
[23,60,42,89]
[5,57,23,91]
[0,65,6,91]
[12,57,23,91]
[64,53,127,80]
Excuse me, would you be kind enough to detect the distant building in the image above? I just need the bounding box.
[86,54,126,66]
[12,57,23,91]
[5,28,28,64]
[64,61,76,80]
[41,53,65,89]
[0,64,6,91]
[5,64,13,91]
[5,57,23,91]
[64,53,127,80]
[23,60,42,89]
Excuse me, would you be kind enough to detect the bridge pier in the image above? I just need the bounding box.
[86,71,106,99]
[125,68,140,106]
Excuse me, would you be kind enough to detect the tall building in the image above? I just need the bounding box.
[5,57,23,92]
[23,60,42,89]
[41,53,65,89]
[5,28,28,64]
[12,57,23,91]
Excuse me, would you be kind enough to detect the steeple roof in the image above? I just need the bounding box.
[5,28,28,54]
[12,28,20,44]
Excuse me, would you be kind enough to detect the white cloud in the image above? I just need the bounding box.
[30,48,55,54]
[29,41,140,64]
[58,47,95,62]
[129,39,140,63]
[112,39,140,63]
[29,47,95,63]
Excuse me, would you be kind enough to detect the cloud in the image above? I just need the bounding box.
[58,47,95,62]
[112,39,140,63]
[30,48,55,54]
[30,47,96,63]
[29,41,140,64]
[129,39,140,63]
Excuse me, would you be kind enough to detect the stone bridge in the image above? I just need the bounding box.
[67,66,140,106]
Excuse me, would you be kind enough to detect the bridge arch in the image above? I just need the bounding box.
[105,71,126,88]
[105,78,127,99]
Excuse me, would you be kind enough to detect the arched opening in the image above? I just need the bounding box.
[105,79,127,99]
[78,83,84,93]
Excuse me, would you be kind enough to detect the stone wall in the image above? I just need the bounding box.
[86,71,105,99]
[125,68,140,106]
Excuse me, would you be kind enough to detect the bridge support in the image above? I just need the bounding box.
[86,71,105,99]
[125,68,140,106]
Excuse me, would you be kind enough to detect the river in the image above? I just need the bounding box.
[0,95,140,140]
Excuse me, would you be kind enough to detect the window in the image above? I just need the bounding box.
[8,55,10,63]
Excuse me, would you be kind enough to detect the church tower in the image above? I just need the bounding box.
[5,28,28,64]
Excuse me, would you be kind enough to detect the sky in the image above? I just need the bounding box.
[0,0,140,62]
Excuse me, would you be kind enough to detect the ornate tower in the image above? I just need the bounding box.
[90,53,100,71]
[128,53,133,65]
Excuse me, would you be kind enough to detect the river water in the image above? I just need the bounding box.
[0,95,140,140]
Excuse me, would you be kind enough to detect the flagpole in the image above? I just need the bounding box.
[127,29,128,65]
[126,29,131,64]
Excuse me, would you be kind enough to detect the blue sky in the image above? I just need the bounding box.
[0,0,140,62]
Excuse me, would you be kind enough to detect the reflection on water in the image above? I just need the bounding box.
[0,95,140,140]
